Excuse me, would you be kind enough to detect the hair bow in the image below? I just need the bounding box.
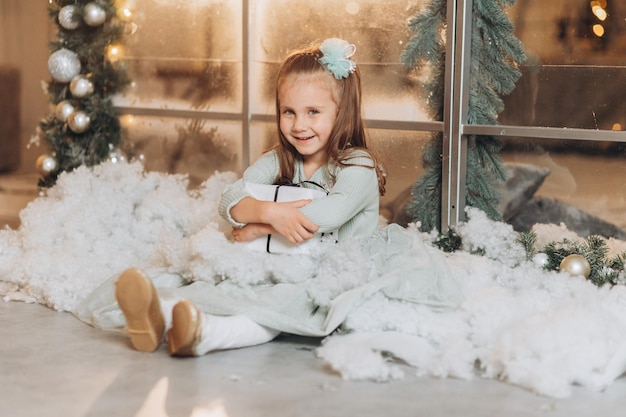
[318,38,357,80]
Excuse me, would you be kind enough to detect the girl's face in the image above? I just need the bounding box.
[278,74,338,168]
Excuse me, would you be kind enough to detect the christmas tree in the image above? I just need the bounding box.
[401,0,526,232]
[36,0,131,187]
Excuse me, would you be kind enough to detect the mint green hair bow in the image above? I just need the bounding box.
[318,38,357,80]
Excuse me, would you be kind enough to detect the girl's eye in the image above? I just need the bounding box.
[282,109,294,115]
[308,109,319,115]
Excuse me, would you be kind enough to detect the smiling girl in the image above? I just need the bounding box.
[107,38,462,357]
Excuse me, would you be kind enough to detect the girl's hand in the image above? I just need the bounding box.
[232,224,273,242]
[264,199,319,243]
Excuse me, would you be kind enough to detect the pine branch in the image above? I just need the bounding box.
[516,230,537,260]
[434,228,463,252]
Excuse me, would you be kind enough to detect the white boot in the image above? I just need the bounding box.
[168,300,280,356]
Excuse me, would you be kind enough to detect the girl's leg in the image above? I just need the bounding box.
[168,300,280,357]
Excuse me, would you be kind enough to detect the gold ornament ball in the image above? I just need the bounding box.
[55,100,75,122]
[68,111,91,133]
[560,254,591,278]
[69,75,94,98]
[36,154,59,177]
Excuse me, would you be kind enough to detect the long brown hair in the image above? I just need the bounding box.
[272,42,386,195]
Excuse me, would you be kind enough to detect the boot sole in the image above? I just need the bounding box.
[168,300,201,357]
[115,268,165,352]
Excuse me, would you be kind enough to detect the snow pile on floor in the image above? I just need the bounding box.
[322,239,626,398]
[0,162,235,311]
[2,161,626,398]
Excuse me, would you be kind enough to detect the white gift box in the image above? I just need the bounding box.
[242,182,338,254]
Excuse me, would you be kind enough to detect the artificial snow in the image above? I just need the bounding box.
[2,161,626,398]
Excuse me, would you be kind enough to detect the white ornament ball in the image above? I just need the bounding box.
[68,111,91,133]
[55,100,75,122]
[36,154,59,177]
[83,3,107,26]
[48,48,81,83]
[532,252,549,268]
[58,5,80,30]
[69,75,94,97]
[560,254,591,278]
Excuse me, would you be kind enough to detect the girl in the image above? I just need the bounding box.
[82,38,462,356]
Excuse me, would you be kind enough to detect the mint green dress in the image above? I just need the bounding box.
[76,150,462,336]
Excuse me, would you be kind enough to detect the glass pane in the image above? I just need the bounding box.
[369,129,432,216]
[509,0,623,66]
[249,122,277,163]
[501,138,626,236]
[114,0,242,113]
[502,65,625,130]
[120,115,241,186]
[249,0,431,122]
[501,0,626,130]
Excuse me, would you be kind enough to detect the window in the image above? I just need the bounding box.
[116,0,626,233]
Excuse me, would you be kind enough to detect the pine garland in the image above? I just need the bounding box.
[435,226,626,288]
[37,0,131,187]
[537,234,626,287]
[401,0,526,232]
[401,0,447,232]
[516,232,626,287]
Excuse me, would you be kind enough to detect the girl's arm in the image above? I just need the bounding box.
[299,156,379,232]
[219,151,319,243]
[230,197,319,243]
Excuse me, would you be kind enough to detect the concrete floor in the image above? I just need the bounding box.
[2,300,626,417]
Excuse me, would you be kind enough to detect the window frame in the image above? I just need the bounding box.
[443,0,625,231]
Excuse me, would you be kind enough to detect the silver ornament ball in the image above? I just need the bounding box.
[48,48,81,83]
[532,252,549,268]
[36,154,59,177]
[560,254,591,278]
[70,75,94,98]
[83,3,107,26]
[55,100,75,122]
[68,111,91,133]
[58,5,80,30]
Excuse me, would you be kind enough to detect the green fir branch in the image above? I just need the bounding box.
[433,228,463,253]
[401,0,526,231]
[516,230,537,260]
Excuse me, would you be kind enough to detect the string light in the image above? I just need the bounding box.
[119,115,135,128]
[106,44,124,62]
[118,6,134,21]
[592,4,608,21]
[589,1,608,37]
[592,24,605,37]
